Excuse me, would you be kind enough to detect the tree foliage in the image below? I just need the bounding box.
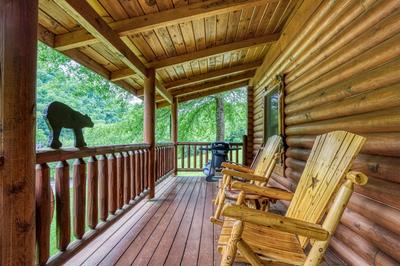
[36,42,247,148]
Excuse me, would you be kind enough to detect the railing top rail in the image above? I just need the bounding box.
[177,141,243,145]
[36,143,150,164]
[156,142,174,147]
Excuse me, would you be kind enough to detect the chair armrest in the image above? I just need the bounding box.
[221,169,268,183]
[221,162,254,173]
[231,181,293,201]
[222,204,329,241]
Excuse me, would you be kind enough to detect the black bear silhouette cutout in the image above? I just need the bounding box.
[44,101,94,149]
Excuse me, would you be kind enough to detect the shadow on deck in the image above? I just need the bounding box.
[64,176,345,266]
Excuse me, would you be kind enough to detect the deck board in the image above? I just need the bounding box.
[66,175,345,266]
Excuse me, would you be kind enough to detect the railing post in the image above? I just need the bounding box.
[144,68,156,198]
[0,1,38,264]
[171,98,178,175]
[243,135,248,165]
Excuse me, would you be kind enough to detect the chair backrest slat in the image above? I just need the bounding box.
[285,131,365,247]
[252,135,281,185]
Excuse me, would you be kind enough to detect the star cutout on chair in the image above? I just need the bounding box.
[309,176,320,189]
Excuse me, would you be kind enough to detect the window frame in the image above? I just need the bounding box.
[263,75,285,142]
[263,75,286,171]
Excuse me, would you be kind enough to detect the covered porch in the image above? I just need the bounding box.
[1,0,400,265]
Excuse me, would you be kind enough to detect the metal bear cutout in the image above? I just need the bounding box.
[44,101,94,149]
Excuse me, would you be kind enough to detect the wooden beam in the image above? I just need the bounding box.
[0,1,38,264]
[144,69,156,198]
[54,0,147,79]
[171,98,178,175]
[150,34,279,69]
[54,0,276,51]
[165,61,262,89]
[38,24,139,95]
[158,81,248,107]
[179,81,249,102]
[171,71,255,96]
[109,34,278,80]
[155,80,173,104]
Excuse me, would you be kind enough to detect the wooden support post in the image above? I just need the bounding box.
[246,85,254,166]
[0,1,38,264]
[144,69,156,198]
[171,98,178,175]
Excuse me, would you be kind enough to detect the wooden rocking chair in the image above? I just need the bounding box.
[218,131,367,266]
[211,135,283,225]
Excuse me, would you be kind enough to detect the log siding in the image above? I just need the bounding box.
[251,0,400,264]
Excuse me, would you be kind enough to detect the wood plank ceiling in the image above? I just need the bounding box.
[38,0,298,106]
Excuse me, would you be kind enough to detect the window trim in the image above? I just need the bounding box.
[263,75,286,171]
[263,75,285,142]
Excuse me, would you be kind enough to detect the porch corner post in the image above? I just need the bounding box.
[0,0,38,265]
[246,85,254,166]
[171,97,178,175]
[144,68,156,198]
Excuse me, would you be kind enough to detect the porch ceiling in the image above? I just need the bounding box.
[38,0,298,103]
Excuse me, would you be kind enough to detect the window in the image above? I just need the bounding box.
[263,75,285,143]
[264,87,279,140]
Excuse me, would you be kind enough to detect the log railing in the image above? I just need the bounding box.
[35,143,174,265]
[177,142,244,171]
[155,143,175,181]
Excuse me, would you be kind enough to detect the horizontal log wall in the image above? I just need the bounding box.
[251,0,400,264]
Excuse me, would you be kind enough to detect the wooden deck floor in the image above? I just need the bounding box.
[65,175,345,266]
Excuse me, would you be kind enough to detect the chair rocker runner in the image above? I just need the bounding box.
[211,135,282,225]
[218,131,368,266]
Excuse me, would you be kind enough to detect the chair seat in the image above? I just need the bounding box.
[218,218,306,265]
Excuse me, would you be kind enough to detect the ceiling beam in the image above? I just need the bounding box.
[178,81,249,102]
[165,61,262,90]
[157,81,249,108]
[112,34,278,80]
[150,34,279,69]
[54,0,172,102]
[172,71,255,96]
[54,0,276,51]
[155,80,173,104]
[54,0,147,78]
[38,24,139,95]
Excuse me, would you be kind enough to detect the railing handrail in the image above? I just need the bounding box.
[177,141,243,145]
[156,142,174,147]
[36,143,150,164]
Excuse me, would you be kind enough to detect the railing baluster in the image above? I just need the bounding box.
[55,160,70,251]
[193,144,197,169]
[98,155,108,222]
[236,145,239,163]
[181,145,184,169]
[143,149,148,189]
[73,158,86,239]
[116,152,124,209]
[129,151,135,200]
[124,152,131,205]
[187,144,191,169]
[135,150,140,196]
[108,153,117,215]
[87,156,98,229]
[36,163,51,265]
[139,150,143,193]
[200,145,203,169]
[206,145,209,164]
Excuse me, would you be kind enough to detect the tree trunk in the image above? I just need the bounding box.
[216,95,225,141]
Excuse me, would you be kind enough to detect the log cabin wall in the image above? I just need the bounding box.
[251,0,400,265]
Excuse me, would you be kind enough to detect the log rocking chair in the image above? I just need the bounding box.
[211,135,283,225]
[218,131,368,266]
